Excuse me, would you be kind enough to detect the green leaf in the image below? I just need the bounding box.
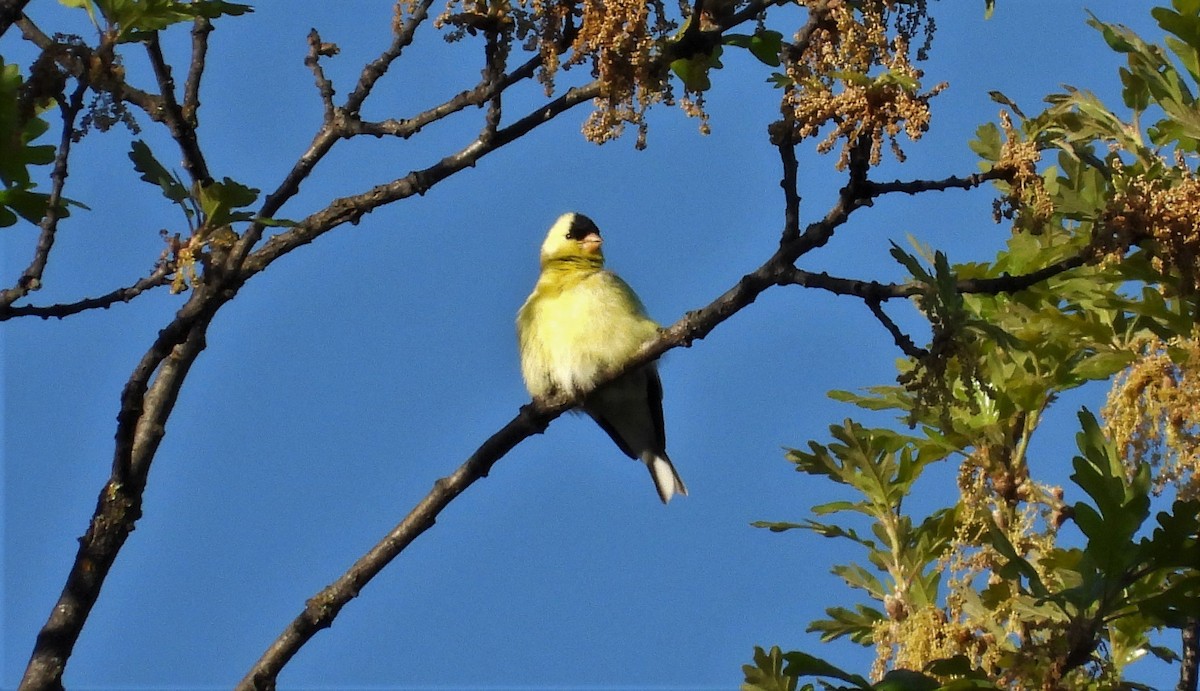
[984,0,995,20]
[808,604,884,645]
[986,519,1049,598]
[923,656,993,681]
[128,140,189,203]
[0,61,57,188]
[750,520,807,533]
[831,563,886,598]
[1071,349,1135,380]
[199,177,259,228]
[0,188,53,226]
[742,646,798,691]
[767,72,793,88]
[58,0,101,27]
[725,31,783,67]
[781,652,872,688]
[1069,409,1152,576]
[777,652,873,686]
[670,46,723,92]
[873,669,940,691]
[255,216,297,228]
[97,0,253,42]
[987,91,1026,119]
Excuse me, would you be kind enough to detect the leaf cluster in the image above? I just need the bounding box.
[0,60,60,227]
[60,0,251,42]
[748,3,1200,688]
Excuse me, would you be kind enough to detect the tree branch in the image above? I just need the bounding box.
[20,303,220,691]
[240,80,603,277]
[226,2,436,271]
[305,29,338,121]
[236,143,876,690]
[0,264,173,320]
[145,32,212,184]
[864,169,1009,198]
[343,0,436,116]
[867,298,927,359]
[345,52,539,139]
[0,80,88,310]
[16,16,162,118]
[777,123,801,245]
[1182,619,1199,691]
[183,17,212,117]
[0,0,31,38]
[235,403,558,691]
[777,251,1089,301]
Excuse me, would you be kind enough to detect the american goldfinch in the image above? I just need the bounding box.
[516,212,687,503]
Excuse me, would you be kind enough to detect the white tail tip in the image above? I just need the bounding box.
[647,454,687,504]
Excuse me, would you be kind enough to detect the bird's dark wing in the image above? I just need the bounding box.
[646,367,665,449]
[587,409,638,460]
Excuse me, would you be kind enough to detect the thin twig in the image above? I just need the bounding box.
[865,169,1008,197]
[776,135,873,262]
[344,0,436,115]
[347,53,540,139]
[480,29,506,142]
[183,17,212,117]
[777,126,801,245]
[0,80,88,310]
[145,32,211,184]
[240,80,604,277]
[226,2,436,271]
[0,265,173,320]
[16,16,162,118]
[305,29,337,122]
[776,252,1089,302]
[867,298,927,359]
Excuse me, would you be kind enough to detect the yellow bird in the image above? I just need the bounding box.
[516,212,687,503]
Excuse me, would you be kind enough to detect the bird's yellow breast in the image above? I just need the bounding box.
[517,268,659,399]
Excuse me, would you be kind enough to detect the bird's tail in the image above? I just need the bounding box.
[645,452,688,504]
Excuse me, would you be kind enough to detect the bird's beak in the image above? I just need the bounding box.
[580,232,603,254]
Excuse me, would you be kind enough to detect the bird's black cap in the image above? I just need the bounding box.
[565,213,601,240]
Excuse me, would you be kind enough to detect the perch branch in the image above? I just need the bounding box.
[236,141,876,691]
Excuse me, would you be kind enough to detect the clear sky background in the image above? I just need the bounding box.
[1,2,1174,689]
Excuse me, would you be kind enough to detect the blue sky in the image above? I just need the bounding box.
[1,2,1173,689]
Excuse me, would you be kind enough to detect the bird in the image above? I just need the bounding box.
[516,212,687,503]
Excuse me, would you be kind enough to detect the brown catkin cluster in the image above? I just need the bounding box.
[990,110,1051,233]
[436,0,679,148]
[780,1,944,170]
[1104,333,1200,500]
[1096,161,1200,294]
[573,0,672,147]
